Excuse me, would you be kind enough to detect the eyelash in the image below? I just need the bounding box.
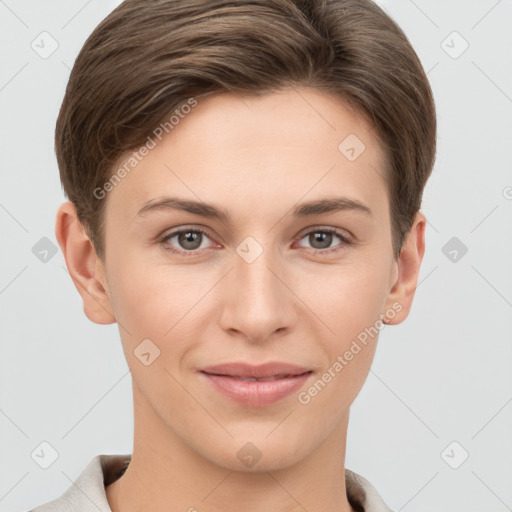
[157,226,354,257]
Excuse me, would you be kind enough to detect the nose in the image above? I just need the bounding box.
[218,240,298,343]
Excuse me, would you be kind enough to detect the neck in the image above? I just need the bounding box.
[106,384,356,512]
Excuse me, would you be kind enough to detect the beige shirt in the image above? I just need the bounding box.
[29,454,395,512]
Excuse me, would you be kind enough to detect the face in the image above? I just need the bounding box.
[59,86,424,472]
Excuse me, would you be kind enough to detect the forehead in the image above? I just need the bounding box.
[105,87,389,222]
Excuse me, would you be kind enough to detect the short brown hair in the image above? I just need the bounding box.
[55,0,436,261]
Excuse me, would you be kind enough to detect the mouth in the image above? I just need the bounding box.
[198,361,312,379]
[198,362,313,407]
[200,372,312,381]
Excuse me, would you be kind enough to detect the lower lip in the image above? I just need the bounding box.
[200,371,312,407]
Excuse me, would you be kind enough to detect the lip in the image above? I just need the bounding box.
[198,362,312,378]
[198,362,313,407]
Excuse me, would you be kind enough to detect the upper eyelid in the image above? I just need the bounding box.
[161,225,353,247]
[162,224,351,237]
[296,225,352,239]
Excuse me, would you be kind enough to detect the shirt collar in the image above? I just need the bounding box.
[31,454,395,512]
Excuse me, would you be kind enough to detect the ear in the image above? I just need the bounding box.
[382,210,426,325]
[55,201,116,325]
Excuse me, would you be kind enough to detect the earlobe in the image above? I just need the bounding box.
[382,211,426,325]
[55,201,116,325]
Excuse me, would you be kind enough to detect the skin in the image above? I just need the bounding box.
[55,86,425,512]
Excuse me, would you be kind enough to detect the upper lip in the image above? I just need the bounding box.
[199,362,312,378]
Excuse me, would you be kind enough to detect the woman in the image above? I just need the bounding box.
[30,0,436,510]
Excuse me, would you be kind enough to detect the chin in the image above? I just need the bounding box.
[197,433,314,473]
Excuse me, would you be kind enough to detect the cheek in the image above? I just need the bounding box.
[295,258,389,396]
[301,258,389,340]
[107,257,214,354]
[107,256,176,326]
[298,269,385,412]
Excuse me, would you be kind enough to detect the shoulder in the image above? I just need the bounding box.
[28,454,131,512]
[345,468,396,512]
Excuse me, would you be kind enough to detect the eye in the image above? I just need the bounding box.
[158,227,215,255]
[158,226,353,256]
[295,227,353,254]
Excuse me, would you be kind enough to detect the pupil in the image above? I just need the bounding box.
[180,231,201,249]
[311,232,331,249]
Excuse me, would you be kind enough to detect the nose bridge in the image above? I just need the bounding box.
[220,234,295,340]
[234,235,283,306]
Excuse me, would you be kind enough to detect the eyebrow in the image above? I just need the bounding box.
[136,196,372,224]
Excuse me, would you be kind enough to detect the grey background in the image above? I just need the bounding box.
[1,1,511,511]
